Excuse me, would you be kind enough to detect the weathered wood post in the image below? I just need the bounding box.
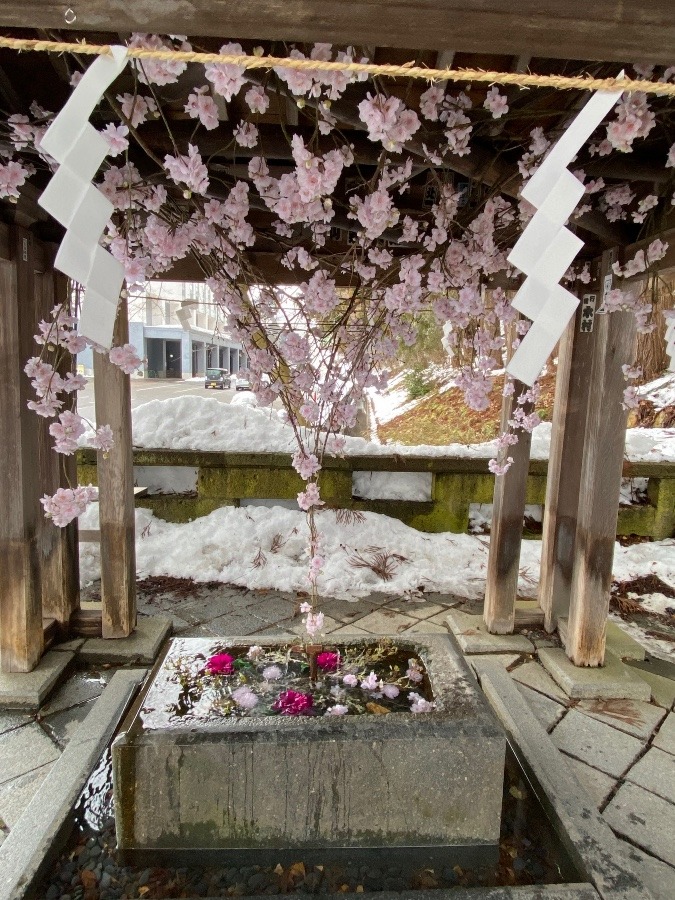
[93,298,137,638]
[37,261,80,635]
[0,224,44,671]
[539,273,602,632]
[483,371,534,635]
[566,296,636,665]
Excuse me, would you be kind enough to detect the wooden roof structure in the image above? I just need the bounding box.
[0,3,673,675]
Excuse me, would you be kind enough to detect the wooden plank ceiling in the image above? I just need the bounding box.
[0,19,672,279]
[0,1,673,64]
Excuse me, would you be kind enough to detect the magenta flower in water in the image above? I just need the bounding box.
[205,653,235,675]
[273,690,314,716]
[316,651,339,671]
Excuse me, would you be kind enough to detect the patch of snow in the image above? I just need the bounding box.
[637,373,675,410]
[619,477,648,506]
[230,391,258,407]
[469,503,543,534]
[134,466,197,495]
[352,471,432,501]
[627,591,674,616]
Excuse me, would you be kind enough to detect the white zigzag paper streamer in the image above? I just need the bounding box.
[38,46,128,349]
[506,80,625,386]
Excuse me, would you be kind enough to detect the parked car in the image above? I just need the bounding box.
[234,371,252,391]
[204,368,230,390]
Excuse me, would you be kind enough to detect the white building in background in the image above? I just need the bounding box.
[78,281,247,379]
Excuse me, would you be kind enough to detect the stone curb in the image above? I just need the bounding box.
[190,889,599,899]
[0,651,74,711]
[471,658,658,900]
[0,668,147,900]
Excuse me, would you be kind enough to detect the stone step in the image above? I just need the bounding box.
[557,617,645,661]
[538,647,652,701]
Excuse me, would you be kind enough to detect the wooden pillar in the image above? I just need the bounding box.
[566,303,636,665]
[37,265,80,633]
[483,377,534,634]
[539,274,602,632]
[0,225,44,672]
[93,299,136,638]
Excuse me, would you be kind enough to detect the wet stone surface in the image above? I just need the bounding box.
[38,750,580,898]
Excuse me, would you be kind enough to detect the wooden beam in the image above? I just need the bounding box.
[93,300,137,639]
[0,225,44,672]
[483,376,533,634]
[1,2,673,63]
[37,265,80,633]
[566,250,637,666]
[539,278,601,632]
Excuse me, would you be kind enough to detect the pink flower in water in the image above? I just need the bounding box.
[406,659,424,683]
[317,651,339,671]
[342,673,358,687]
[205,653,235,675]
[232,685,259,710]
[247,645,264,661]
[381,683,400,699]
[360,671,379,692]
[272,690,314,715]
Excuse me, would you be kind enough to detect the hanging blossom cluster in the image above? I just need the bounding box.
[25,302,143,525]
[2,39,673,588]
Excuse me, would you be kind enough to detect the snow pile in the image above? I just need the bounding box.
[638,373,675,410]
[79,503,675,612]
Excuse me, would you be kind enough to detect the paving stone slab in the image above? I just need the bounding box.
[628,667,675,709]
[79,616,171,664]
[605,621,647,662]
[0,668,146,900]
[563,756,616,810]
[652,711,675,755]
[402,620,449,634]
[516,683,566,731]
[327,624,371,636]
[615,840,675,900]
[510,661,569,703]
[469,654,523,674]
[446,610,534,654]
[203,611,270,636]
[40,698,97,749]
[199,888,600,900]
[0,712,32,737]
[382,600,448,619]
[0,651,73,711]
[354,608,418,634]
[625,746,675,804]
[603,781,675,867]
[473,657,653,899]
[38,670,109,717]
[49,638,84,653]
[576,698,666,741]
[0,763,53,828]
[538,648,651,701]
[551,709,644,778]
[0,723,60,785]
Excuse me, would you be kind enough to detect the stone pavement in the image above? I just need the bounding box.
[0,580,674,898]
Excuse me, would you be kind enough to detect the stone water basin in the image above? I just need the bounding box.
[112,634,505,865]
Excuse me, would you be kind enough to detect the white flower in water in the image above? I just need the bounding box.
[360,670,379,692]
[406,659,423,683]
[325,704,349,716]
[343,673,358,687]
[232,686,259,710]
[247,645,264,662]
[330,685,347,700]
[262,665,282,681]
[409,692,434,714]
[381,683,400,699]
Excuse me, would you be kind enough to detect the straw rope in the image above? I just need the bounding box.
[1,34,674,97]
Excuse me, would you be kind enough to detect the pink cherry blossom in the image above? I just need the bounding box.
[325,704,349,716]
[0,160,30,200]
[164,144,209,195]
[409,692,434,713]
[91,424,114,454]
[234,122,259,148]
[117,93,158,128]
[128,33,189,86]
[109,343,143,375]
[245,86,270,114]
[292,450,321,480]
[204,43,247,100]
[304,610,325,637]
[49,410,86,455]
[40,485,97,527]
[484,86,508,118]
[101,124,129,156]
[184,87,220,130]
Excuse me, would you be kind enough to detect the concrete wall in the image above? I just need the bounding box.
[77,449,675,539]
